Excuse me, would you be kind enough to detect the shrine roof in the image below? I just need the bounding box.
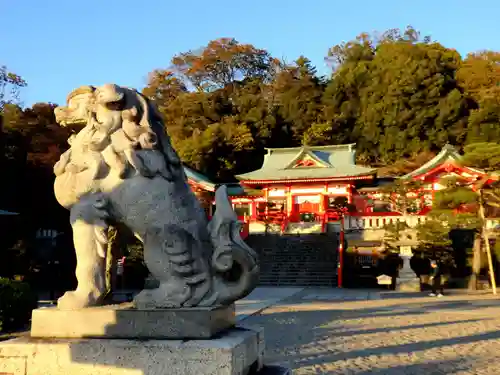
[184,166,216,192]
[235,144,376,183]
[224,184,264,197]
[0,209,19,216]
[401,144,485,179]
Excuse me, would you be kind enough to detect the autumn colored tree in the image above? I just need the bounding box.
[1,102,71,231]
[144,39,287,180]
[142,69,187,114]
[141,28,500,181]
[171,38,280,92]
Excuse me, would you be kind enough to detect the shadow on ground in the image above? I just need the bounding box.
[243,294,500,374]
[354,358,476,375]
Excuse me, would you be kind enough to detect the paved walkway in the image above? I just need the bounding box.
[235,287,304,321]
[243,289,500,374]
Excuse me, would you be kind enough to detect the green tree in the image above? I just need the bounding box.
[0,66,26,109]
[378,179,425,215]
[271,56,324,144]
[377,178,425,258]
[414,216,455,269]
[457,51,500,143]
[427,175,484,289]
[322,26,469,164]
[414,143,500,291]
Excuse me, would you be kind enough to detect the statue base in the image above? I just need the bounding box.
[396,255,421,292]
[30,303,235,339]
[396,278,421,292]
[0,326,271,375]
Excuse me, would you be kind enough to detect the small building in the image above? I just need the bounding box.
[400,144,486,182]
[235,144,376,226]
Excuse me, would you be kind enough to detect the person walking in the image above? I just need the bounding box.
[429,260,444,297]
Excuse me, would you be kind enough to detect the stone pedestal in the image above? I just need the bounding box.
[30,304,235,339]
[0,326,265,375]
[1,305,294,374]
[397,255,420,292]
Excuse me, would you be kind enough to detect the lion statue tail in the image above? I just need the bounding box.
[207,185,259,305]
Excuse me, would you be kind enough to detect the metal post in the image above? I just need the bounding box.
[479,190,497,295]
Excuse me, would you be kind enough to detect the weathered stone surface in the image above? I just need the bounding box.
[257,365,293,374]
[396,278,421,292]
[52,84,259,310]
[30,304,235,339]
[397,253,420,292]
[0,326,264,375]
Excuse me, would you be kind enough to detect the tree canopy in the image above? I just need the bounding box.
[3,26,500,191]
[0,65,26,109]
[133,29,500,180]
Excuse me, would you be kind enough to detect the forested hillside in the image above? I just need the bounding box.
[142,27,500,181]
[2,26,500,230]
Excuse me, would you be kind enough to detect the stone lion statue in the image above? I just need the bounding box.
[53,83,259,309]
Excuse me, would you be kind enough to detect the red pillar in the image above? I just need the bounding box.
[264,187,269,217]
[251,200,257,220]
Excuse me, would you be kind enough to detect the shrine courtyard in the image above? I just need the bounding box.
[241,288,500,374]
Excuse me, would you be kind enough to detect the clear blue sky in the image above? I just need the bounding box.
[3,0,500,107]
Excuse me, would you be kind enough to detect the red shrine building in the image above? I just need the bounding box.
[184,143,498,238]
[180,143,500,287]
[234,144,375,232]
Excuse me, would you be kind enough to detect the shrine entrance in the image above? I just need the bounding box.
[292,195,321,222]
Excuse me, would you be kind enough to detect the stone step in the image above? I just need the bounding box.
[248,234,340,287]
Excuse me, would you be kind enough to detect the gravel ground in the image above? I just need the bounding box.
[243,290,500,374]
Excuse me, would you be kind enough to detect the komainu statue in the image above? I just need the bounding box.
[53,84,259,309]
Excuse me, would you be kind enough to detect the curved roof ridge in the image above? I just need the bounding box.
[183,165,216,191]
[264,143,356,152]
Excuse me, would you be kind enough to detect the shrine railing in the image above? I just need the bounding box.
[256,211,289,234]
[344,215,500,231]
[246,212,500,233]
[344,215,426,230]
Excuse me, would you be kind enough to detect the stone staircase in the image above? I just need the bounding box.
[246,234,339,287]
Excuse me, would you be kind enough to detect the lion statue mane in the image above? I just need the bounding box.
[53,83,259,309]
